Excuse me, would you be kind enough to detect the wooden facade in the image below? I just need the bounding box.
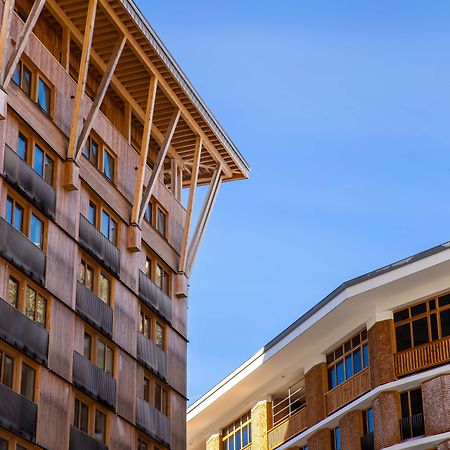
[0,1,249,449]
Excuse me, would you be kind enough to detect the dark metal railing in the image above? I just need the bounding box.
[136,396,171,448]
[137,332,167,381]
[0,217,46,285]
[400,413,425,441]
[138,271,172,323]
[0,297,48,365]
[361,432,374,450]
[0,383,37,442]
[3,144,56,220]
[76,282,113,338]
[78,215,120,277]
[69,426,108,450]
[72,352,116,410]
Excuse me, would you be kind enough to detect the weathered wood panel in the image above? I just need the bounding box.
[116,351,137,424]
[109,415,135,450]
[167,330,187,397]
[171,392,186,450]
[113,283,138,356]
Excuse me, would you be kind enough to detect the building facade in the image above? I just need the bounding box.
[0,1,249,449]
[188,242,450,450]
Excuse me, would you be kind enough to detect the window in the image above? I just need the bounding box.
[272,379,305,426]
[32,144,54,185]
[79,257,111,305]
[156,207,166,237]
[83,136,99,166]
[7,273,48,327]
[154,381,168,415]
[144,200,168,238]
[156,264,169,295]
[84,331,114,375]
[140,311,152,339]
[20,363,36,401]
[82,135,115,183]
[400,388,424,440]
[137,437,161,450]
[327,329,369,390]
[0,433,33,450]
[30,214,43,248]
[12,61,32,96]
[37,78,51,115]
[141,373,170,417]
[331,427,341,450]
[394,293,450,352]
[86,199,119,247]
[362,408,374,435]
[74,396,108,444]
[155,322,165,350]
[0,351,14,388]
[145,257,152,278]
[145,251,171,297]
[17,134,27,160]
[139,307,166,351]
[88,202,97,225]
[101,210,117,245]
[222,412,252,450]
[6,196,24,232]
[103,149,115,181]
[144,204,152,225]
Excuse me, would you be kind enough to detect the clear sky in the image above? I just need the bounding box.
[134,0,450,403]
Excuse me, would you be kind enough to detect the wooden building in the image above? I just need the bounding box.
[188,241,450,450]
[0,1,249,449]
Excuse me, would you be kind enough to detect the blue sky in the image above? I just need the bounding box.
[134,1,450,402]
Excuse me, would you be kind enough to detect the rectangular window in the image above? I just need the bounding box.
[88,202,97,226]
[74,398,89,433]
[101,210,117,245]
[222,412,252,450]
[144,203,152,224]
[362,408,374,435]
[24,286,47,327]
[140,311,151,339]
[7,277,19,308]
[156,264,169,295]
[80,260,94,291]
[13,61,32,97]
[83,136,99,166]
[6,196,24,232]
[137,438,149,450]
[37,78,51,115]
[155,322,165,349]
[96,339,113,375]
[156,207,166,237]
[400,388,424,440]
[145,257,151,279]
[331,427,341,450]
[143,377,150,403]
[20,363,36,401]
[99,274,110,305]
[0,352,14,388]
[154,382,168,416]
[33,144,44,177]
[103,149,115,182]
[84,332,92,360]
[0,439,8,450]
[18,133,28,160]
[94,410,106,443]
[327,329,368,390]
[30,214,43,248]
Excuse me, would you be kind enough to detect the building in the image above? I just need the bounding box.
[0,1,249,449]
[187,241,450,450]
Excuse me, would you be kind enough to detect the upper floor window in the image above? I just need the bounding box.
[143,200,168,238]
[394,293,450,352]
[5,195,45,249]
[0,434,30,450]
[82,135,116,183]
[400,388,424,441]
[13,61,32,97]
[86,199,118,247]
[83,331,114,376]
[156,264,169,295]
[331,427,341,450]
[79,256,112,305]
[139,308,166,351]
[222,411,252,450]
[362,408,374,436]
[74,396,108,444]
[272,378,305,426]
[137,437,162,450]
[142,374,170,416]
[327,329,369,390]
[37,78,51,115]
[145,254,171,296]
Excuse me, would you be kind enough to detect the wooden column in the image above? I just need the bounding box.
[0,0,15,86]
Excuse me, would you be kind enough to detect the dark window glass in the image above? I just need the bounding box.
[30,214,43,248]
[13,63,21,85]
[7,277,18,307]
[103,149,114,181]
[22,66,32,96]
[412,318,429,346]
[394,309,409,322]
[363,344,369,368]
[44,154,54,185]
[411,302,427,317]
[5,197,12,224]
[83,333,92,360]
[441,309,450,337]
[326,353,334,365]
[101,211,110,240]
[156,207,166,236]
[335,346,343,359]
[429,299,436,310]
[352,334,360,347]
[336,360,345,385]
[94,410,106,443]
[33,144,44,177]
[18,133,27,160]
[396,324,412,351]
[20,363,35,401]
[353,348,362,374]
[328,367,336,390]
[400,392,409,418]
[144,203,152,223]
[37,79,51,114]
[430,313,439,341]
[74,399,89,433]
[439,294,450,307]
[410,388,423,416]
[155,322,165,349]
[88,202,96,225]
[345,355,353,379]
[0,438,8,450]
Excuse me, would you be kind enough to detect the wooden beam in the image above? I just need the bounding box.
[170,158,179,199]
[3,0,46,88]
[186,166,222,275]
[130,76,158,224]
[0,0,15,84]
[138,109,181,224]
[178,137,202,274]
[61,26,70,72]
[66,0,98,160]
[97,0,233,178]
[74,35,126,161]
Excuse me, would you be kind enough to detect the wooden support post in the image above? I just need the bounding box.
[74,35,126,161]
[61,26,70,72]
[0,0,15,86]
[124,101,132,143]
[66,0,98,162]
[186,166,222,275]
[170,158,178,197]
[178,138,202,274]
[138,109,181,224]
[177,167,183,201]
[3,0,47,88]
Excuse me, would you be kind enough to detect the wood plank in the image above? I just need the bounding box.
[0,0,16,84]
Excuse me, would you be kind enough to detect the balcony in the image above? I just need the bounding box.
[0,297,48,365]
[400,413,425,441]
[3,144,56,220]
[137,332,167,381]
[76,282,113,339]
[136,396,171,448]
[0,383,37,442]
[394,336,450,377]
[267,406,307,450]
[78,215,120,277]
[69,426,108,450]
[0,217,46,285]
[138,271,172,323]
[325,368,371,415]
[72,352,116,410]
[361,432,374,450]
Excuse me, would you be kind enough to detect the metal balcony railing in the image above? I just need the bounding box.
[136,396,171,448]
[400,413,425,441]
[137,332,167,381]
[69,426,108,450]
[138,271,172,323]
[361,432,374,450]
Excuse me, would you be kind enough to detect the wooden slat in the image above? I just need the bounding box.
[0,0,16,84]
[267,407,307,450]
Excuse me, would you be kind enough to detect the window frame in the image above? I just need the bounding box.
[222,411,252,450]
[144,249,171,298]
[143,199,169,239]
[141,371,171,417]
[79,253,113,307]
[139,305,166,352]
[86,197,120,248]
[83,327,115,377]
[82,134,117,184]
[0,429,36,450]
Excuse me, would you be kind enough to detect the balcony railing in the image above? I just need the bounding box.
[267,406,307,450]
[76,282,113,338]
[0,217,46,285]
[136,396,171,448]
[69,426,108,450]
[72,352,116,410]
[137,332,167,381]
[3,144,56,220]
[138,271,172,323]
[394,337,450,377]
[400,413,425,441]
[0,383,37,442]
[0,297,48,365]
[325,368,371,415]
[361,432,374,450]
[78,215,120,277]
